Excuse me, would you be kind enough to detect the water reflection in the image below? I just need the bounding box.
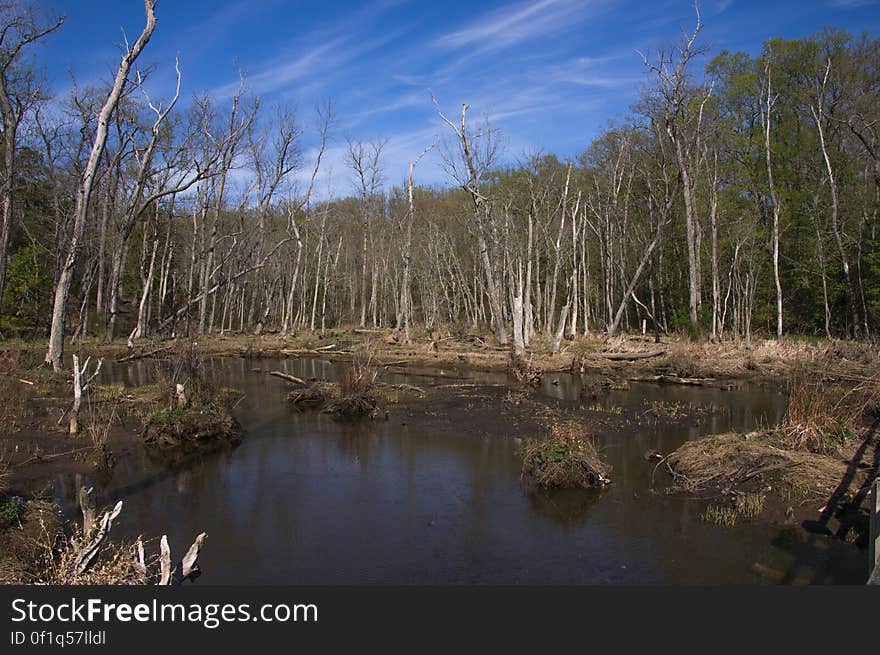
[53,357,867,584]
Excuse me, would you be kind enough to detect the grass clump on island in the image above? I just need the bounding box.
[521,420,611,490]
[667,432,852,500]
[668,368,878,506]
[288,347,385,420]
[141,341,242,451]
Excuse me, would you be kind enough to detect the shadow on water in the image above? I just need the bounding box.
[52,356,868,584]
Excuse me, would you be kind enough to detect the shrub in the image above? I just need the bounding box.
[338,348,378,395]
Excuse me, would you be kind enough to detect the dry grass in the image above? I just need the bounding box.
[152,340,226,411]
[667,431,857,501]
[337,348,378,395]
[777,368,870,455]
[83,395,121,470]
[323,394,383,419]
[0,499,62,584]
[0,350,36,433]
[42,534,149,586]
[289,345,384,419]
[141,340,243,451]
[287,381,339,409]
[521,420,611,489]
[1,493,199,586]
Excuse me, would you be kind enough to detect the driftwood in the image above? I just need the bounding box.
[78,486,96,537]
[70,500,122,576]
[70,486,207,585]
[268,370,306,385]
[159,532,207,585]
[592,349,668,361]
[315,343,337,351]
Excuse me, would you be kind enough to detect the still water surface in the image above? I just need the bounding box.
[54,357,867,584]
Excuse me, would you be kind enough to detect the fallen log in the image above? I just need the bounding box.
[268,370,306,385]
[116,345,172,363]
[592,348,668,361]
[630,374,712,385]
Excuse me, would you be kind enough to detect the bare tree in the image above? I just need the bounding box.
[396,138,436,344]
[810,57,860,337]
[433,94,508,344]
[346,136,386,327]
[760,50,783,338]
[640,3,711,332]
[46,0,156,370]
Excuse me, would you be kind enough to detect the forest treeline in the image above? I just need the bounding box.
[0,2,878,369]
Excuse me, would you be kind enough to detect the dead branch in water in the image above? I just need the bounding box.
[268,370,306,385]
[116,345,173,363]
[630,374,712,385]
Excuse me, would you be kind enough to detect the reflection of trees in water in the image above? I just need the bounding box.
[525,487,604,527]
[333,420,380,460]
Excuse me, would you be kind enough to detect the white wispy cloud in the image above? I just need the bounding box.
[210,36,347,99]
[433,0,602,54]
[543,54,640,88]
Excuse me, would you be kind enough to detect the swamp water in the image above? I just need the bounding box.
[54,357,868,584]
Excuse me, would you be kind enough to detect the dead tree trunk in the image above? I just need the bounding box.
[46,1,157,370]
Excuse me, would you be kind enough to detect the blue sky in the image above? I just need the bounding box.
[37,0,880,192]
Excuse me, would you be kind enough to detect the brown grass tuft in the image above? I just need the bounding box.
[666,431,859,501]
[288,346,384,419]
[337,348,378,395]
[522,421,611,489]
[777,369,864,454]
